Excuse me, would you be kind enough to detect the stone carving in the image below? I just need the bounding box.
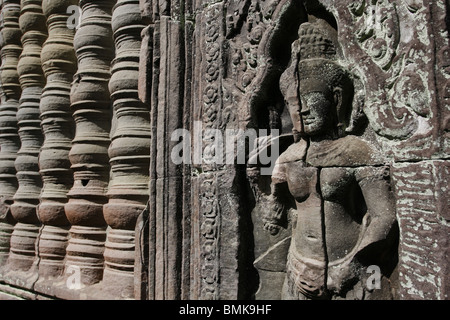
[253,18,398,300]
[0,0,447,301]
[328,0,449,299]
[0,0,22,99]
[36,0,77,281]
[197,4,223,299]
[337,0,446,161]
[64,0,114,287]
[144,2,187,300]
[0,0,22,268]
[186,1,255,300]
[102,0,149,299]
[223,0,306,301]
[392,161,449,299]
[7,0,47,274]
[224,0,304,129]
[350,0,400,71]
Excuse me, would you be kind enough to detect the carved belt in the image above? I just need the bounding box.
[286,250,327,299]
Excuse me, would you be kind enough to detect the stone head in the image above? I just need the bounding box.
[281,20,356,139]
[297,59,352,138]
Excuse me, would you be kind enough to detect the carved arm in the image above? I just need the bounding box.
[355,165,397,255]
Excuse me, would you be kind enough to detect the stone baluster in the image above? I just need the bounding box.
[64,0,115,287]
[36,0,77,280]
[7,0,47,273]
[102,0,148,298]
[0,0,22,99]
[0,0,22,268]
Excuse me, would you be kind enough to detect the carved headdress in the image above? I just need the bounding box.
[297,20,351,95]
[297,19,339,61]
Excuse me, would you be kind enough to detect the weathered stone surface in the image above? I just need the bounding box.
[64,0,114,287]
[102,0,149,299]
[330,0,448,162]
[0,0,447,301]
[0,0,22,270]
[146,12,187,300]
[35,0,77,284]
[392,161,449,300]
[250,17,398,301]
[245,0,448,301]
[5,0,47,278]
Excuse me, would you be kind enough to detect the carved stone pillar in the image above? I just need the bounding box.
[64,0,115,287]
[102,0,148,298]
[0,0,22,99]
[139,0,256,300]
[190,1,249,300]
[7,0,47,273]
[142,0,190,300]
[36,0,77,280]
[0,0,22,268]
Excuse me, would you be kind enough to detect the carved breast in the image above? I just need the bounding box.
[285,161,318,203]
[321,167,365,262]
[320,167,355,202]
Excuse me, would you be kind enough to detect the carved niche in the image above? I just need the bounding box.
[247,0,448,301]
[246,3,400,300]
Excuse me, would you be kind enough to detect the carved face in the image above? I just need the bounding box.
[299,90,334,136]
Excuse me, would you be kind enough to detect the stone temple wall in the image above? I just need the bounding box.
[0,0,448,300]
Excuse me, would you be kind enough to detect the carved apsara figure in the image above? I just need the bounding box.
[265,19,398,300]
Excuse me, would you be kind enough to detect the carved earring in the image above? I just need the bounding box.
[345,89,366,134]
[333,87,345,134]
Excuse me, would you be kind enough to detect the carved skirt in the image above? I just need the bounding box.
[285,249,327,299]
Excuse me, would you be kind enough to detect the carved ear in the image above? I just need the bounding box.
[333,87,344,128]
[280,55,304,138]
[345,86,367,134]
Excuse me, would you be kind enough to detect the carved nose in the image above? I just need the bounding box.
[300,105,310,115]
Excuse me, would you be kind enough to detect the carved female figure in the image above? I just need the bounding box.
[267,19,397,300]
